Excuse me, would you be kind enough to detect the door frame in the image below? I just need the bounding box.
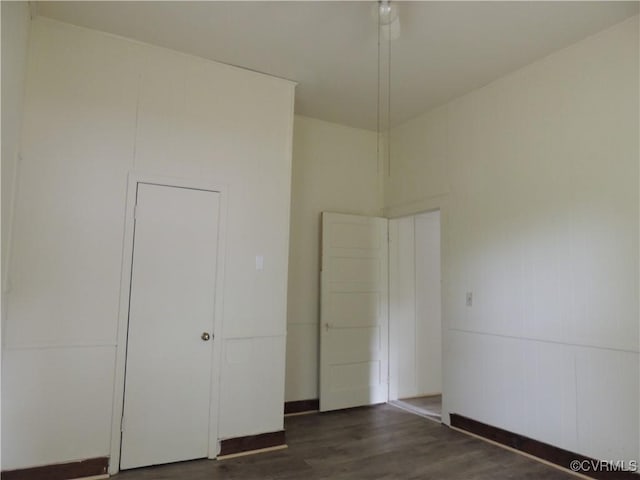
[109,172,228,474]
[388,210,442,413]
[384,194,448,424]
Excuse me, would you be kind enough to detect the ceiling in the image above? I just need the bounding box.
[36,1,639,130]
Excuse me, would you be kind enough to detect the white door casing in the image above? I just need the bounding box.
[320,212,389,412]
[119,183,220,470]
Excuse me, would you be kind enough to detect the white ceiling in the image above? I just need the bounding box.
[36,1,639,130]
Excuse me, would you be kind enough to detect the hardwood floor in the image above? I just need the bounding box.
[114,404,574,480]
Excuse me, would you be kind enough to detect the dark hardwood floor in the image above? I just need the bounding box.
[114,404,574,479]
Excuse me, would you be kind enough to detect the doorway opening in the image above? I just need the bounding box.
[388,210,442,422]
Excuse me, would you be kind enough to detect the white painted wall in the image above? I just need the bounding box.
[389,216,416,400]
[389,211,441,400]
[385,16,639,463]
[414,211,441,396]
[1,1,31,319]
[2,17,294,471]
[286,116,380,402]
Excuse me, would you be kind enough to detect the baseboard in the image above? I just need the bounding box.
[1,457,109,480]
[284,398,319,415]
[219,430,286,457]
[450,414,637,480]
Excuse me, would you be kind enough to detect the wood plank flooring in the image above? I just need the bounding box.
[114,404,575,479]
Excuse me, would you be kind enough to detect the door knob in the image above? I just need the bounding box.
[201,332,211,341]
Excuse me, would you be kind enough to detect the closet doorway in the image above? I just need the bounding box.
[389,210,442,421]
[120,183,221,469]
[109,175,227,475]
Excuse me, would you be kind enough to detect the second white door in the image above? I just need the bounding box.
[120,183,220,470]
[320,212,389,412]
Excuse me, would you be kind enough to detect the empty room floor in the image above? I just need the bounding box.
[114,404,574,479]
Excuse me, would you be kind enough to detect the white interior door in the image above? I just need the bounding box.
[120,183,220,470]
[320,212,389,412]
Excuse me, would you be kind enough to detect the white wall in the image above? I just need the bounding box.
[389,211,441,400]
[385,16,639,463]
[2,17,294,471]
[389,215,416,399]
[286,116,380,402]
[414,211,441,396]
[1,1,31,318]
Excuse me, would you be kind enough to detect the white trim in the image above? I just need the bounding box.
[109,172,228,474]
[208,177,229,460]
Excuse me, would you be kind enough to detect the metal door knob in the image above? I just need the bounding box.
[201,332,211,341]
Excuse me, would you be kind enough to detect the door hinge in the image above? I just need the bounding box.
[120,415,125,433]
[133,204,138,220]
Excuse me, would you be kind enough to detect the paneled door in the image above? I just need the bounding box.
[320,212,389,412]
[120,183,220,469]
